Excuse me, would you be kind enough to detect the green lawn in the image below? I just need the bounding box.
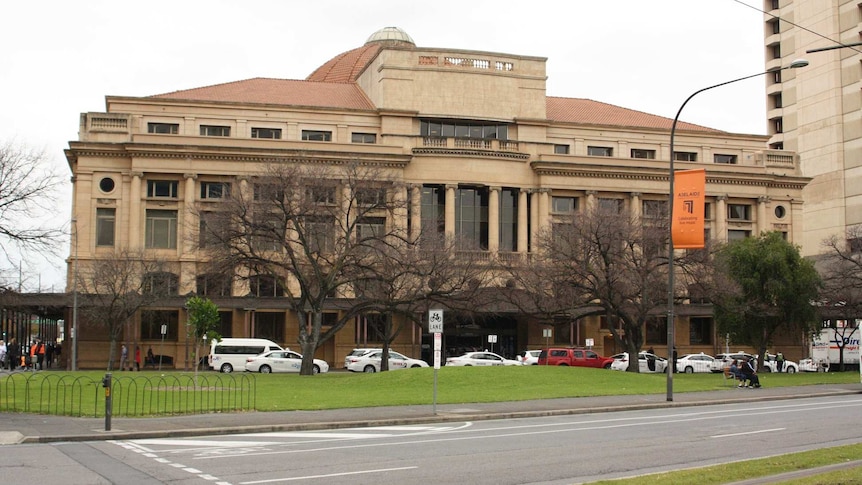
[1,366,857,415]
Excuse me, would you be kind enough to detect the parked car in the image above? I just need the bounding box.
[610,351,667,373]
[675,352,716,373]
[798,358,830,372]
[517,350,542,365]
[245,350,329,374]
[345,349,429,373]
[711,352,756,373]
[537,348,614,369]
[762,353,799,373]
[343,348,378,369]
[445,351,521,366]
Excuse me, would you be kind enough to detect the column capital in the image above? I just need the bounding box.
[129,171,143,179]
[716,194,728,201]
[445,184,458,190]
[184,173,197,180]
[630,192,642,198]
[489,186,502,192]
[758,195,771,203]
[585,190,598,196]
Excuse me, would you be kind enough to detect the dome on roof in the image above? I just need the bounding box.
[365,27,414,46]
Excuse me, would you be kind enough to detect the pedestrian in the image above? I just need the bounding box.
[7,338,19,371]
[45,342,54,369]
[647,346,655,355]
[146,347,155,367]
[0,340,6,370]
[29,340,38,371]
[120,344,128,370]
[135,346,141,371]
[35,339,45,370]
[743,357,761,388]
[672,346,678,373]
[776,351,785,373]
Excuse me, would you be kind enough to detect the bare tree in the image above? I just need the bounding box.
[76,249,167,370]
[0,140,64,263]
[523,203,672,371]
[818,226,862,370]
[200,162,417,375]
[350,230,491,370]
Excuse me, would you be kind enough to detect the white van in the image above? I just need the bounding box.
[209,338,283,373]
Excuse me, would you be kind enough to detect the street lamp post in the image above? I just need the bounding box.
[71,218,79,371]
[666,59,808,402]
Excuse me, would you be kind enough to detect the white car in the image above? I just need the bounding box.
[675,353,716,373]
[245,350,329,374]
[517,350,542,365]
[445,351,522,366]
[345,349,429,373]
[711,352,756,373]
[763,353,798,373]
[610,352,667,373]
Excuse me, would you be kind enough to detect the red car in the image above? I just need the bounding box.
[537,348,614,369]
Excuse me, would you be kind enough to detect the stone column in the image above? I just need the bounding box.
[182,173,197,258]
[716,195,728,242]
[518,189,529,253]
[630,192,642,219]
[445,184,456,238]
[410,184,422,242]
[129,171,143,250]
[757,196,770,235]
[488,186,500,253]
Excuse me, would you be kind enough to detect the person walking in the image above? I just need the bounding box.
[120,344,128,371]
[776,351,785,373]
[35,340,45,370]
[0,340,6,370]
[7,338,19,371]
[134,346,141,371]
[29,340,38,371]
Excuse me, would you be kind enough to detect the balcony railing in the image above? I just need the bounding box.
[421,137,520,152]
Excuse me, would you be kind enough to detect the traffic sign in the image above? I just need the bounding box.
[429,309,444,333]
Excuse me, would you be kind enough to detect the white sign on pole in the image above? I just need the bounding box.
[586,338,594,348]
[488,334,497,343]
[433,332,442,369]
[161,324,167,335]
[543,328,552,338]
[429,309,444,333]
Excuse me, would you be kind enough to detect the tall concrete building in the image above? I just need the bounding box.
[64,27,809,369]
[762,0,862,255]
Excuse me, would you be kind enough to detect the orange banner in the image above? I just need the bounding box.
[672,168,705,249]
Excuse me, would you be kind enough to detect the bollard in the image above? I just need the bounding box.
[101,372,112,431]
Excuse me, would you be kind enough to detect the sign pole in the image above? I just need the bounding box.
[429,309,443,415]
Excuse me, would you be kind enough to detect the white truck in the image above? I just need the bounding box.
[806,325,860,372]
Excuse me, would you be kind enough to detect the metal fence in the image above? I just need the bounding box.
[0,371,256,417]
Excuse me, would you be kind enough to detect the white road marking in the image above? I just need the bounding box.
[233,432,392,439]
[711,428,786,439]
[239,466,418,484]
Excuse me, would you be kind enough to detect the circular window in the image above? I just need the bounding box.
[774,205,786,219]
[99,177,115,193]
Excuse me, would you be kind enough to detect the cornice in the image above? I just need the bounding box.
[412,147,530,161]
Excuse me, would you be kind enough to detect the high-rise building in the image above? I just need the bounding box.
[762,0,862,255]
[64,27,809,368]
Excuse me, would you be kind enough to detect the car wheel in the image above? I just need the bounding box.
[603,363,612,369]
[260,365,271,374]
[410,364,422,368]
[363,365,376,373]
[312,364,321,374]
[559,363,568,366]
[787,366,796,374]
[684,366,694,374]
[220,363,233,373]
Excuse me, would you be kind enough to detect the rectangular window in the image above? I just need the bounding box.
[421,185,446,237]
[728,229,751,241]
[307,217,335,253]
[200,125,231,137]
[308,186,336,205]
[772,43,781,59]
[140,310,179,340]
[251,127,282,139]
[645,317,667,345]
[552,196,578,214]
[147,123,179,134]
[554,144,570,154]
[146,180,178,198]
[356,217,386,240]
[774,118,783,133]
[642,200,667,219]
[301,130,332,141]
[704,202,712,220]
[673,151,697,162]
[198,213,225,249]
[714,154,738,164]
[499,188,518,252]
[96,208,115,247]
[145,209,178,249]
[356,187,386,206]
[770,19,780,34]
[588,146,613,157]
[351,133,377,144]
[254,312,285,343]
[689,317,713,344]
[631,149,656,159]
[598,198,623,214]
[200,181,230,199]
[455,187,489,250]
[727,204,751,221]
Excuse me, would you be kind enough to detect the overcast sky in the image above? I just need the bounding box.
[1,0,784,291]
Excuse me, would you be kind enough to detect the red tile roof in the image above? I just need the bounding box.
[151,78,375,110]
[306,44,382,83]
[547,96,721,133]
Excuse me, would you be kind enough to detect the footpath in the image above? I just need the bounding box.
[0,383,859,446]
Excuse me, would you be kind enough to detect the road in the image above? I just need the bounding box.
[3,394,861,484]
